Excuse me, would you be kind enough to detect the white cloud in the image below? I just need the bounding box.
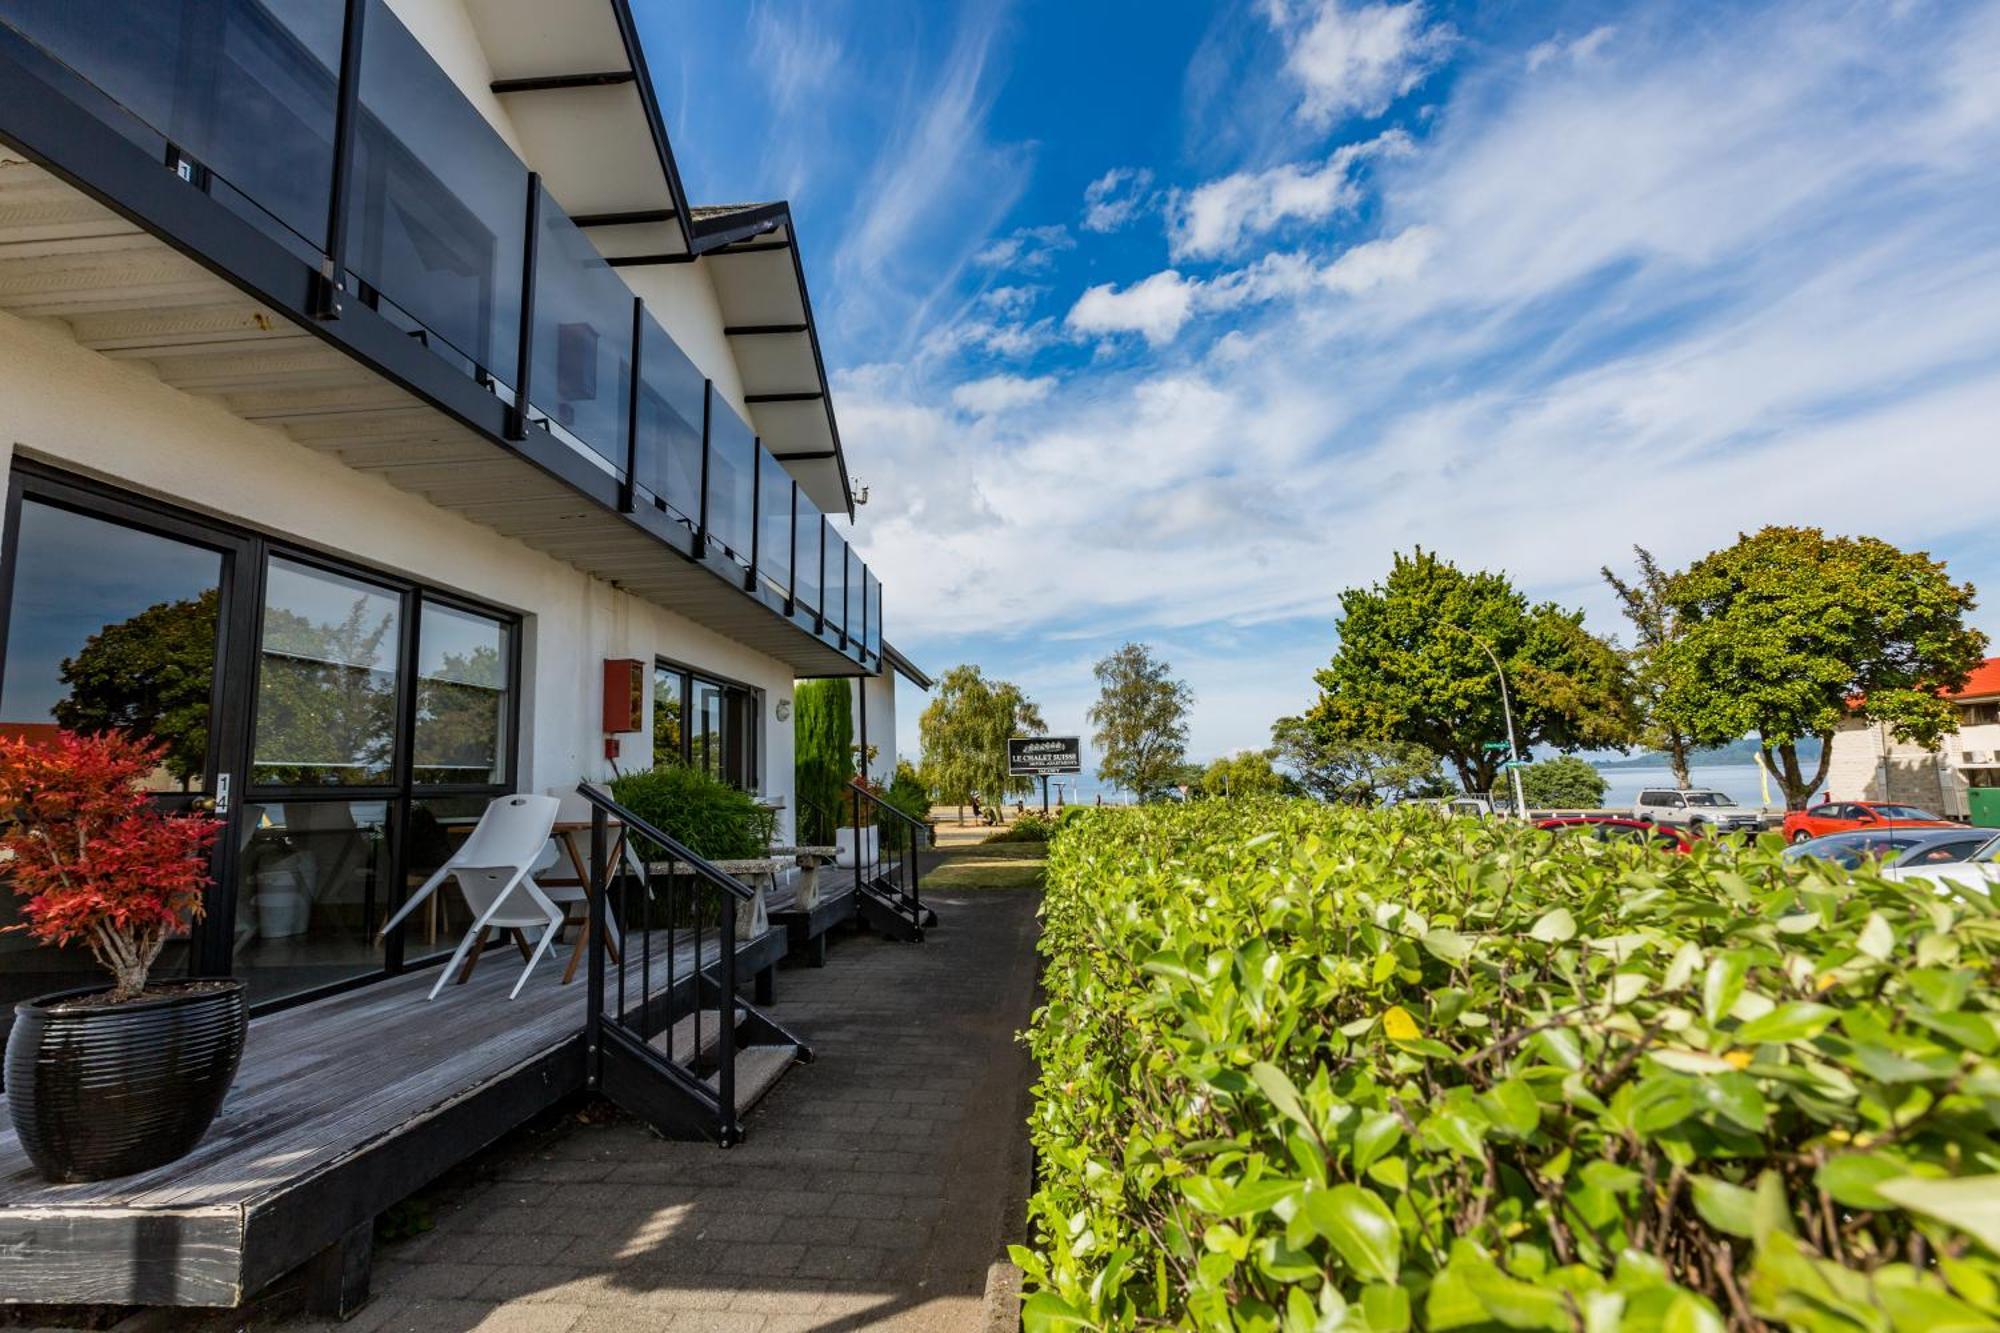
[1319,224,1438,293]
[973,224,1074,272]
[1081,167,1155,233]
[951,373,1057,415]
[1262,0,1452,123]
[1526,25,1616,73]
[1065,271,1198,346]
[1170,130,1412,259]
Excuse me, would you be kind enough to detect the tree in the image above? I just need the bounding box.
[54,589,219,789]
[1089,643,1193,801]
[1602,546,1696,790]
[1307,549,1635,793]
[1199,749,1294,798]
[793,678,853,844]
[1270,715,1446,805]
[1491,755,1607,809]
[1657,526,1987,810]
[917,665,1045,821]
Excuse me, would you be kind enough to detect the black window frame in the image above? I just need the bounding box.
[652,654,761,793]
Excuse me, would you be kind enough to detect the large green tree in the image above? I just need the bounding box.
[1602,546,1696,790]
[1657,526,1987,810]
[1199,749,1294,799]
[793,678,853,844]
[917,665,1045,821]
[1088,643,1193,802]
[1490,755,1608,809]
[1307,549,1634,794]
[1270,714,1446,805]
[55,588,219,788]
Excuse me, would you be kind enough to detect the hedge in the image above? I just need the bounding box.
[1018,800,2000,1331]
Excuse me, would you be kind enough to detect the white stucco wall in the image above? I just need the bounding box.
[0,310,796,837]
[384,0,531,158]
[858,670,898,786]
[622,265,753,422]
[1824,714,2000,818]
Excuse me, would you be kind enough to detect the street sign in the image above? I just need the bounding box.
[1502,759,1532,770]
[1008,735,1082,776]
[1482,741,1511,752]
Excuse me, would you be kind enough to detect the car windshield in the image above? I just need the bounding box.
[1868,805,1943,821]
[1786,831,1925,869]
[1685,793,1735,807]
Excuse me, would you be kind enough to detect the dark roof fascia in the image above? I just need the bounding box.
[687,202,791,251]
[882,641,933,690]
[690,199,854,517]
[607,0,695,257]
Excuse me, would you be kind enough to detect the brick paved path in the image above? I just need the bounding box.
[269,885,1041,1333]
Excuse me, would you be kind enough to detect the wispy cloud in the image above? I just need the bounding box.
[951,373,1058,415]
[1081,167,1156,233]
[1525,25,1616,73]
[1260,0,1453,123]
[1169,128,1412,259]
[973,224,1075,272]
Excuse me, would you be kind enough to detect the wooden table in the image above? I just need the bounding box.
[542,819,628,984]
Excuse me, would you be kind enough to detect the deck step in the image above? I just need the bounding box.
[705,1043,800,1115]
[647,1008,745,1068]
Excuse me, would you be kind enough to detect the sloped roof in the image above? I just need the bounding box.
[1951,657,2000,701]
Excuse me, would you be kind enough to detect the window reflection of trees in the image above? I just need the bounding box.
[54,588,218,791]
[253,598,399,786]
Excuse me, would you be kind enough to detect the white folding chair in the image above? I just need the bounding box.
[378,794,563,1000]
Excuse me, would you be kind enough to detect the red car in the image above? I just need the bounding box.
[1536,816,1693,853]
[1782,801,1964,844]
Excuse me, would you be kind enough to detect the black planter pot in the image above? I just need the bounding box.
[6,980,247,1183]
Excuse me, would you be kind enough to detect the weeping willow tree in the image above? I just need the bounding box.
[794,678,852,845]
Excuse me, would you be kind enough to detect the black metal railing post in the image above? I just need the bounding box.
[785,482,798,612]
[746,438,761,592]
[620,295,643,513]
[696,380,713,556]
[507,173,543,439]
[315,0,367,320]
[586,803,608,1088]
[719,894,738,1138]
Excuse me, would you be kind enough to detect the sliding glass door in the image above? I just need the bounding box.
[652,660,759,791]
[0,466,519,1013]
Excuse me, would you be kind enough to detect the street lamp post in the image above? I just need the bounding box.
[1446,625,1529,820]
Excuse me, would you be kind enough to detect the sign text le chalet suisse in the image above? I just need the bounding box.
[1007,736,1082,776]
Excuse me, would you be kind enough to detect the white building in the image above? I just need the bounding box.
[0,0,925,1011]
[1822,659,2000,825]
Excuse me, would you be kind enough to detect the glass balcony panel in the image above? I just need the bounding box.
[705,403,754,566]
[635,315,705,530]
[793,495,823,618]
[824,529,847,639]
[529,184,631,469]
[757,451,793,601]
[346,0,525,382]
[865,568,882,658]
[0,0,340,247]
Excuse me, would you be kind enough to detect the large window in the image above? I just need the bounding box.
[253,558,401,787]
[652,660,758,791]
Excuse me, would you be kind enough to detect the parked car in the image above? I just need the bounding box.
[1781,800,1964,843]
[1880,834,2000,896]
[1631,788,1761,834]
[1536,816,1693,852]
[1782,826,1997,871]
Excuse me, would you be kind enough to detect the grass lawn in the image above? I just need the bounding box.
[922,838,1047,891]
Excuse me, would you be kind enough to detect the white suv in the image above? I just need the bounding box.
[1633,788,1761,833]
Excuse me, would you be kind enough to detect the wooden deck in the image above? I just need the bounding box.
[0,923,787,1308]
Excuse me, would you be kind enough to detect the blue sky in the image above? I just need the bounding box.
[639,0,2000,771]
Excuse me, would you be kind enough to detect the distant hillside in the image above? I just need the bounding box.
[1593,737,1823,772]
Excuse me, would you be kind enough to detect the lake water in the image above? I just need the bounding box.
[1591,763,1776,812]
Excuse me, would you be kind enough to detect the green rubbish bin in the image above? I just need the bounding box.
[1969,788,2000,830]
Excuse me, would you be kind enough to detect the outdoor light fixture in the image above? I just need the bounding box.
[776,698,792,722]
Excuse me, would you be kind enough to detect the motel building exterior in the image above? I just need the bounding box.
[0,0,928,1014]
[1820,658,2000,828]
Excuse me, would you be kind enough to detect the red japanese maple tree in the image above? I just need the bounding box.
[0,731,221,1002]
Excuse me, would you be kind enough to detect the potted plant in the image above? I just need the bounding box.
[835,773,880,870]
[0,730,233,1183]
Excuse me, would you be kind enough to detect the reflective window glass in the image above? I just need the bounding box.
[414,602,509,786]
[253,558,401,786]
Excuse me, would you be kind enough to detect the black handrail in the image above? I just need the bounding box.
[576,781,753,1132]
[847,780,930,930]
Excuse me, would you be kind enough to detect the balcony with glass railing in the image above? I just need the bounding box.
[0,0,881,672]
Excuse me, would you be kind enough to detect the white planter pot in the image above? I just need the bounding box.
[834,825,879,869]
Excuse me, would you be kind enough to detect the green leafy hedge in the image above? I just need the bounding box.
[1019,800,2000,1330]
[608,763,774,861]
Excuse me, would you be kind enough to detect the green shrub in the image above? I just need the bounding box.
[794,679,852,844]
[608,764,774,861]
[1020,799,2000,1330]
[1491,754,1610,809]
[986,811,1058,843]
[884,759,931,825]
